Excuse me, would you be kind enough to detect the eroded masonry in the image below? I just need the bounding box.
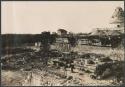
[1,7,125,86]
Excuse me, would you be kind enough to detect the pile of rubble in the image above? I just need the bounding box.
[74,52,124,84]
[1,51,47,71]
[1,49,124,86]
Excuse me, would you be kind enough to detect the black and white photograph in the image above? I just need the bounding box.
[1,1,125,86]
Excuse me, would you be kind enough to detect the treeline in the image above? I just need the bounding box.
[1,32,58,49]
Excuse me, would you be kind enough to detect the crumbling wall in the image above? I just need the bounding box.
[55,43,71,52]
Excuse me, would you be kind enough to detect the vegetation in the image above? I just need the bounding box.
[1,32,58,49]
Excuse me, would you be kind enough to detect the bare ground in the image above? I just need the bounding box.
[1,45,124,86]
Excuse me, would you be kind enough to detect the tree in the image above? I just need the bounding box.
[68,36,76,47]
[40,31,51,65]
[50,33,58,44]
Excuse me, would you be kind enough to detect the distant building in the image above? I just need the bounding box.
[90,28,122,36]
[55,37,71,52]
[110,7,124,28]
[51,29,71,52]
[91,7,124,32]
[77,39,89,45]
[88,7,124,47]
[56,37,69,43]
[57,29,67,36]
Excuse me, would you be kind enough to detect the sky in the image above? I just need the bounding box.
[1,1,124,34]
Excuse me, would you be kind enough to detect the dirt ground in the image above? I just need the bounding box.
[1,45,124,86]
[1,68,118,86]
[74,45,124,61]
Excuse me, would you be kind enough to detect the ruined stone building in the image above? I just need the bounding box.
[110,7,124,29]
[57,29,67,36]
[55,37,71,52]
[77,7,124,47]
[52,29,72,52]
